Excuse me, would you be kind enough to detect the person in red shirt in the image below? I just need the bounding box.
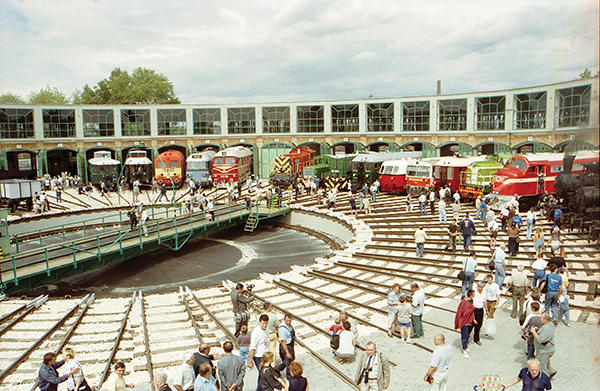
[454,289,476,359]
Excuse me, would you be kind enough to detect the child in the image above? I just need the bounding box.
[236,324,251,365]
[396,296,413,343]
[557,287,570,327]
[329,317,343,335]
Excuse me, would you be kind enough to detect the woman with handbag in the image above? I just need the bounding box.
[61,347,92,391]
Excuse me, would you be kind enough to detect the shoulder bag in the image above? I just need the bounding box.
[457,261,467,281]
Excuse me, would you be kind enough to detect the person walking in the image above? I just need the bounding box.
[540,264,562,320]
[446,218,459,252]
[354,342,390,391]
[414,226,427,257]
[429,190,436,214]
[277,313,296,379]
[217,341,245,391]
[451,201,461,222]
[522,302,542,360]
[526,207,536,240]
[507,222,520,256]
[406,193,413,212]
[509,264,528,319]
[423,333,452,391]
[531,313,557,378]
[38,352,80,391]
[438,198,447,224]
[472,282,485,346]
[158,183,169,202]
[363,195,371,215]
[410,282,425,339]
[460,212,476,251]
[258,352,288,391]
[132,183,140,203]
[461,251,477,297]
[419,193,427,214]
[140,206,149,237]
[386,284,402,337]
[492,245,508,288]
[501,359,551,391]
[483,274,501,320]
[454,290,475,359]
[533,228,545,258]
[480,197,487,222]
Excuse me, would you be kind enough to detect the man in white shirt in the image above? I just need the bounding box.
[429,191,436,214]
[173,351,196,391]
[248,314,270,391]
[424,333,452,391]
[419,193,427,214]
[410,282,426,338]
[483,274,501,319]
[414,227,428,257]
[461,251,477,297]
[260,302,279,354]
[493,245,508,288]
[473,282,486,346]
[140,207,149,237]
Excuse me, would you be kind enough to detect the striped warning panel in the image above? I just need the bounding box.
[323,177,349,189]
[274,156,291,174]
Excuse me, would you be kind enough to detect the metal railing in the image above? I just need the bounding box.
[1,199,290,290]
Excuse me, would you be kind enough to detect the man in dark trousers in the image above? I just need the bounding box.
[460,212,476,250]
[157,183,169,202]
[38,352,80,391]
[231,283,254,337]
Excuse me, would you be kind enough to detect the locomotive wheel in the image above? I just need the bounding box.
[9,200,17,213]
[26,198,33,211]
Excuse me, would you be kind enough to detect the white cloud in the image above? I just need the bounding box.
[0,0,597,103]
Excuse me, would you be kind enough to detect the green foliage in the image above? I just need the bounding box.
[79,67,180,104]
[27,85,69,104]
[0,92,26,104]
[579,68,592,79]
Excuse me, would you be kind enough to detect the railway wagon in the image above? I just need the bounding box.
[404,158,441,195]
[88,151,120,190]
[378,159,417,193]
[491,150,599,209]
[458,155,511,202]
[186,150,216,187]
[0,179,41,212]
[270,146,316,188]
[352,151,422,186]
[212,146,253,185]
[433,156,486,193]
[155,149,185,188]
[124,150,153,185]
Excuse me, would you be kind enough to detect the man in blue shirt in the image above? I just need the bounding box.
[277,313,295,379]
[552,208,562,230]
[502,359,551,390]
[194,362,218,391]
[540,264,562,319]
[460,212,476,250]
[480,198,487,222]
[38,352,80,391]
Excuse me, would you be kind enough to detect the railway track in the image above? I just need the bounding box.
[0,189,598,390]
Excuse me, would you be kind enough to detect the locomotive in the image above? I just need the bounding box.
[155,149,185,188]
[553,154,600,240]
[270,146,316,188]
[88,151,120,190]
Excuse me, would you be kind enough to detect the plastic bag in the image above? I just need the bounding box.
[483,317,497,336]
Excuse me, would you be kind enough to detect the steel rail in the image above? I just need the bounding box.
[262,276,435,353]
[0,294,45,325]
[27,294,95,391]
[336,259,600,313]
[352,250,599,282]
[185,286,237,345]
[139,291,156,391]
[0,295,48,338]
[96,291,137,390]
[304,267,456,314]
[0,296,86,383]
[179,287,204,345]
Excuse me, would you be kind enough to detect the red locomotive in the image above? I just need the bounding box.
[212,146,254,185]
[491,151,599,208]
[154,149,185,188]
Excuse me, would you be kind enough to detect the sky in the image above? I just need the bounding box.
[0,0,598,104]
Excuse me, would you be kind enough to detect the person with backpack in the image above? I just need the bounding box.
[334,321,355,364]
[277,314,295,379]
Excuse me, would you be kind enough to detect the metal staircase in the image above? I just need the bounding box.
[244,213,259,232]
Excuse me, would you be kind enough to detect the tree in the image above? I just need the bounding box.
[0,92,27,104]
[28,85,69,104]
[79,67,180,104]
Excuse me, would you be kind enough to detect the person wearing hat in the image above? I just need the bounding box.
[509,264,529,319]
[173,351,196,391]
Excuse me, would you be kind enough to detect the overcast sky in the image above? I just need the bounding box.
[1,0,598,104]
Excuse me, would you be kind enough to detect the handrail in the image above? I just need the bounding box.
[1,201,288,290]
